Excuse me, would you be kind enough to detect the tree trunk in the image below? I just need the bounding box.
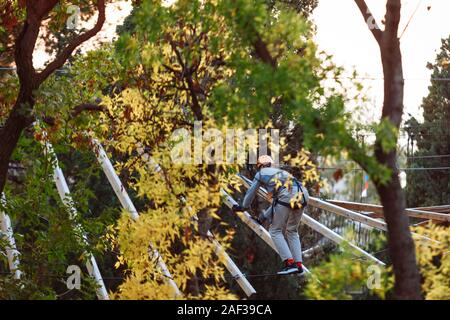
[0,0,106,195]
[0,94,34,194]
[374,28,422,299]
[376,175,422,299]
[0,101,31,194]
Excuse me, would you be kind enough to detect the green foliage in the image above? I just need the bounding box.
[405,36,450,207]
[413,222,450,300]
[304,239,393,300]
[210,0,392,187]
[0,135,111,299]
[266,0,318,15]
[374,119,399,153]
[96,0,326,299]
[2,0,438,300]
[213,2,317,126]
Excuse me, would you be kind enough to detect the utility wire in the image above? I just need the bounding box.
[0,270,305,281]
[1,66,450,81]
[399,0,424,39]
[328,76,450,81]
[408,154,450,159]
[316,166,450,172]
[0,66,69,74]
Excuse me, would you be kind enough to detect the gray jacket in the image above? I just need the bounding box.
[243,167,309,209]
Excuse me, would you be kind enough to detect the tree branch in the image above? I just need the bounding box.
[354,0,383,44]
[169,40,204,121]
[40,103,106,127]
[70,103,105,118]
[253,34,277,68]
[37,0,106,84]
[384,0,401,43]
[14,1,59,85]
[28,0,59,19]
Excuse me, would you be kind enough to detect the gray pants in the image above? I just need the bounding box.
[268,204,303,262]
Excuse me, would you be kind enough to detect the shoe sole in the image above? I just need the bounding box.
[277,268,300,275]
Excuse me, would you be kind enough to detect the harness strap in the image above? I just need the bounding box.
[274,179,308,211]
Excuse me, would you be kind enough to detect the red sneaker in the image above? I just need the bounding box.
[277,259,298,275]
[296,262,304,275]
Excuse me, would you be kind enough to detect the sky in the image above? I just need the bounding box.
[34,0,450,122]
[312,0,450,121]
[34,1,132,67]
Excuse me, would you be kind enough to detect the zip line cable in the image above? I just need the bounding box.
[0,269,307,281]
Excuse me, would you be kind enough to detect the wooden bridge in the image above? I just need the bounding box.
[1,131,448,299]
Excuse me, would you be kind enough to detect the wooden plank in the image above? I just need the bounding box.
[405,208,450,221]
[210,235,257,297]
[327,200,384,215]
[309,198,388,230]
[412,205,450,213]
[328,200,450,222]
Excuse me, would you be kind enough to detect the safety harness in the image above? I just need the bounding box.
[269,174,308,221]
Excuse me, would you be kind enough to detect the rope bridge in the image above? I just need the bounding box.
[1,131,448,299]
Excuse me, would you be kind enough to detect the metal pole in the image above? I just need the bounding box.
[136,149,256,297]
[89,138,181,297]
[42,138,110,300]
[0,194,22,279]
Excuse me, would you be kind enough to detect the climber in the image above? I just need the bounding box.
[233,155,309,275]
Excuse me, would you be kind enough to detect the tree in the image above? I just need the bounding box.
[1,45,135,299]
[412,223,450,300]
[0,0,425,299]
[97,0,323,298]
[0,0,106,195]
[405,36,450,207]
[352,0,422,299]
[213,0,421,299]
[267,0,318,15]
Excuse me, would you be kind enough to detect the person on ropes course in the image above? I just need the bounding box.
[233,155,309,275]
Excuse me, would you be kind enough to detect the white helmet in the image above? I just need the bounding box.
[256,155,274,169]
